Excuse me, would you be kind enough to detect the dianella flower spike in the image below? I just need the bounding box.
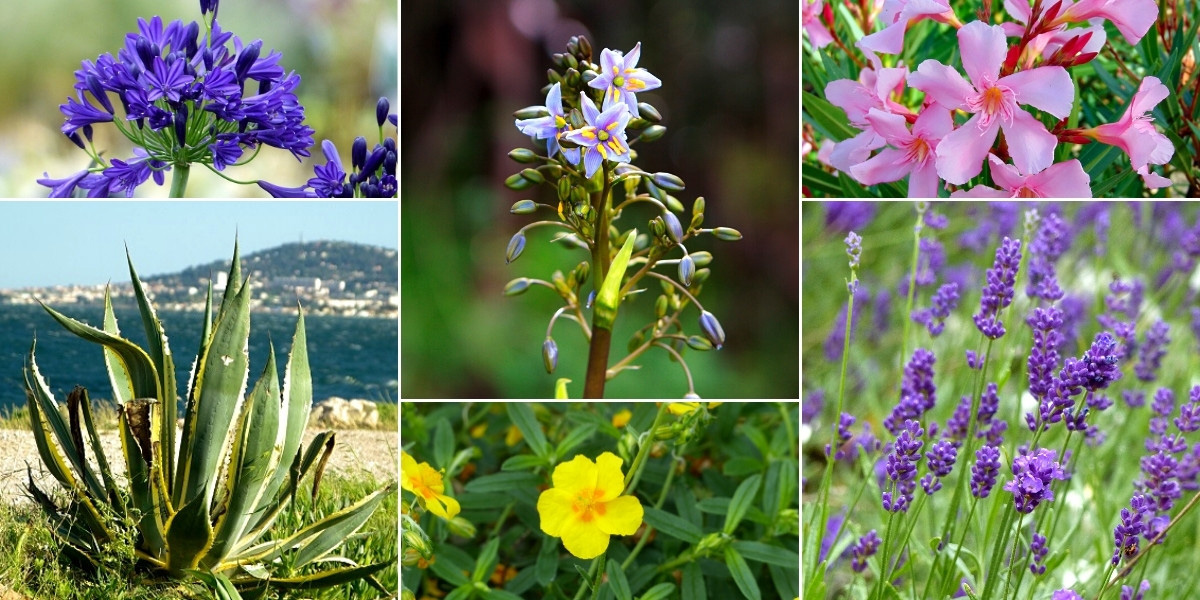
[562,94,632,179]
[588,41,662,113]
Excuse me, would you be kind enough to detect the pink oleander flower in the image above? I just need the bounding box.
[823,60,913,171]
[859,0,963,56]
[1078,76,1174,189]
[1049,0,1158,45]
[908,21,1072,185]
[804,0,835,49]
[952,155,1092,197]
[850,107,953,197]
[1000,0,1106,69]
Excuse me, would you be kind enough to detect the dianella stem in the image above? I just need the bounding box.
[584,164,614,398]
[169,163,190,198]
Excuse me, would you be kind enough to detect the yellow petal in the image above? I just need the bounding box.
[430,492,461,520]
[538,488,575,537]
[594,452,626,502]
[611,409,632,428]
[416,462,446,495]
[562,522,611,559]
[400,451,418,493]
[668,402,700,416]
[595,495,643,536]
[553,454,598,495]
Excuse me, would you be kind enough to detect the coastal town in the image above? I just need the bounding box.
[0,241,398,319]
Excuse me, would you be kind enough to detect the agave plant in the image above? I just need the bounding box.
[22,241,394,598]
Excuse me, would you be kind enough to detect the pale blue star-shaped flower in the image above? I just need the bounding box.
[562,94,631,178]
[588,42,662,113]
[514,82,580,164]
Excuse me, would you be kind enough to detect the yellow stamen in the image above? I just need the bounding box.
[627,79,646,91]
[596,142,608,160]
[982,86,1004,114]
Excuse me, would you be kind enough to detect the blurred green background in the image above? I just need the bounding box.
[0,0,396,197]
[400,0,799,398]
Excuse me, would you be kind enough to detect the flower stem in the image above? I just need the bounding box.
[624,403,669,492]
[621,451,680,570]
[584,164,614,398]
[169,164,190,198]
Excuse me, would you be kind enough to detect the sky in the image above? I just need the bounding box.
[0,201,398,289]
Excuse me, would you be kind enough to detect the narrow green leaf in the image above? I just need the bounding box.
[465,472,541,494]
[725,474,763,534]
[606,559,632,600]
[595,231,638,330]
[1090,168,1136,197]
[473,537,502,583]
[724,547,762,600]
[731,541,800,568]
[801,91,857,141]
[126,248,178,488]
[768,563,801,600]
[556,423,598,460]
[681,563,705,600]
[239,561,392,591]
[435,419,454,469]
[444,586,473,600]
[639,583,676,600]
[485,590,526,600]
[536,537,558,585]
[643,507,702,543]
[802,165,841,197]
[501,455,546,471]
[507,403,550,460]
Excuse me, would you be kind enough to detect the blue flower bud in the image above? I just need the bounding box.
[174,103,189,146]
[543,337,558,373]
[652,172,685,192]
[235,40,262,83]
[713,227,743,241]
[510,199,537,214]
[506,232,527,264]
[663,211,684,244]
[377,97,390,127]
[504,278,532,295]
[699,310,725,350]
[135,38,158,71]
[679,254,695,287]
[352,137,367,172]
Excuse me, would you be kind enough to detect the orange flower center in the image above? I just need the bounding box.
[982,86,1005,115]
[405,474,436,500]
[1015,186,1040,198]
[572,488,607,522]
[904,136,932,164]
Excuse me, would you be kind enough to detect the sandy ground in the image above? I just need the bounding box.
[0,428,396,505]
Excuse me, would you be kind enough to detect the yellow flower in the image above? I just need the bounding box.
[537,452,644,559]
[401,451,461,520]
[469,422,488,438]
[611,409,632,428]
[505,424,524,446]
[667,402,722,416]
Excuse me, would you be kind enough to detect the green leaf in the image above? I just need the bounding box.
[125,248,177,487]
[232,561,392,591]
[595,231,638,330]
[681,562,705,600]
[802,164,841,197]
[435,419,454,469]
[485,590,526,600]
[768,563,800,600]
[536,538,558,585]
[556,423,597,460]
[501,455,546,471]
[643,507,702,544]
[722,457,764,477]
[801,91,857,141]
[724,474,762,534]
[606,559,632,600]
[555,378,572,399]
[731,541,800,568]
[506,403,550,460]
[1090,168,1136,198]
[465,472,541,494]
[638,583,676,600]
[444,586,473,600]
[724,547,762,600]
[473,537,501,583]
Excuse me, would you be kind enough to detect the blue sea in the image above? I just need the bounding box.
[0,304,397,411]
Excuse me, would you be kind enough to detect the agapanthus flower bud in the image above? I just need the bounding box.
[506,232,527,264]
[352,136,368,173]
[377,97,391,127]
[200,0,219,18]
[699,310,725,350]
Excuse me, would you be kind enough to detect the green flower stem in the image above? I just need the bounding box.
[624,403,669,493]
[589,553,606,600]
[572,556,603,600]
[169,163,190,198]
[584,164,614,399]
[653,341,695,396]
[621,451,681,570]
[899,203,927,371]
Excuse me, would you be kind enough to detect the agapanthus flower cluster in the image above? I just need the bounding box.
[41,15,315,196]
[806,0,1176,197]
[259,97,398,198]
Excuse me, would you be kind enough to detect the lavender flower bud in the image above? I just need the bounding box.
[883,419,923,512]
[699,311,725,350]
[850,530,881,572]
[971,445,1001,499]
[1029,533,1048,575]
[377,97,390,127]
[973,237,1022,340]
[1134,320,1170,382]
[845,231,862,269]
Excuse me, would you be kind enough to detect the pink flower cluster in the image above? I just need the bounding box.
[804,0,1174,197]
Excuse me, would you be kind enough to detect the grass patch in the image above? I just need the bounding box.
[0,473,397,599]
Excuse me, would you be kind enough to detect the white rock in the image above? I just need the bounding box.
[309,397,379,429]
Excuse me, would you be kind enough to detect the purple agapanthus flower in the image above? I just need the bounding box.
[41,15,314,196]
[587,42,662,113]
[200,0,219,18]
[515,82,580,164]
[562,94,632,178]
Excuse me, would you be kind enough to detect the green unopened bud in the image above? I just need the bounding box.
[565,68,580,87]
[617,431,636,463]
[503,278,532,295]
[505,232,526,264]
[577,35,592,60]
[713,227,743,241]
[574,261,590,285]
[623,174,641,196]
[650,217,665,238]
[778,508,800,535]
[567,35,580,56]
[508,148,539,163]
[581,69,597,84]
[565,53,578,69]
[654,423,682,440]
[546,69,562,84]
[689,251,713,267]
[513,106,550,120]
[655,295,668,319]
[510,199,537,214]
[627,117,651,130]
[693,268,711,286]
[638,102,662,122]
[551,53,568,68]
[691,212,705,230]
[695,532,729,555]
[505,172,536,190]
[699,311,725,350]
[551,270,571,297]
[653,172,685,192]
[663,212,684,244]
[403,528,433,558]
[538,164,562,180]
[402,590,417,600]
[639,125,666,142]
[543,337,558,373]
[557,177,571,201]
[691,196,706,228]
[446,516,477,538]
[686,335,713,351]
[573,202,591,220]
[664,194,685,214]
[569,108,585,129]
[679,254,695,287]
[570,184,589,205]
[520,168,544,185]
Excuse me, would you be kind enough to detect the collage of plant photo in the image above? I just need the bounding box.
[804,202,1200,599]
